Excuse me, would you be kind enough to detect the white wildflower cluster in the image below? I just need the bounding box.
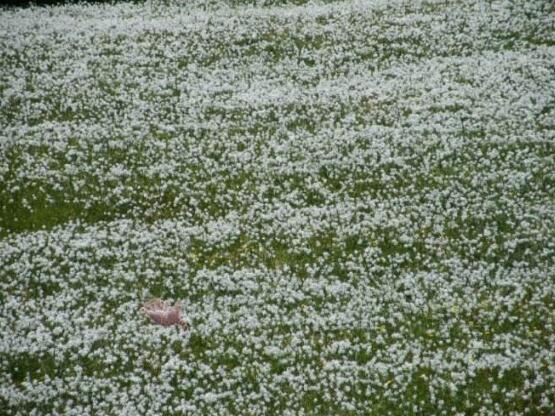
[1,0,554,415]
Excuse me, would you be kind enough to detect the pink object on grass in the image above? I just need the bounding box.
[142,298,188,329]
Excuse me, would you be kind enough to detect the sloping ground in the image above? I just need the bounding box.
[1,0,554,414]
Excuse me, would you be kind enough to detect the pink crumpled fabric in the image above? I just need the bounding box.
[142,298,188,329]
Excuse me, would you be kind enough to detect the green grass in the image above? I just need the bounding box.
[1,0,555,414]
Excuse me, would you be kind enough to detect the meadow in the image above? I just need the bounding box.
[1,0,554,414]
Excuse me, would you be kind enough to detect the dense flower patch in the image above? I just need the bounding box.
[1,0,554,414]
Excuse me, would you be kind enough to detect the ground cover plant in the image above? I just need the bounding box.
[1,0,554,414]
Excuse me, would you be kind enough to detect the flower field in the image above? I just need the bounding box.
[1,0,554,414]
